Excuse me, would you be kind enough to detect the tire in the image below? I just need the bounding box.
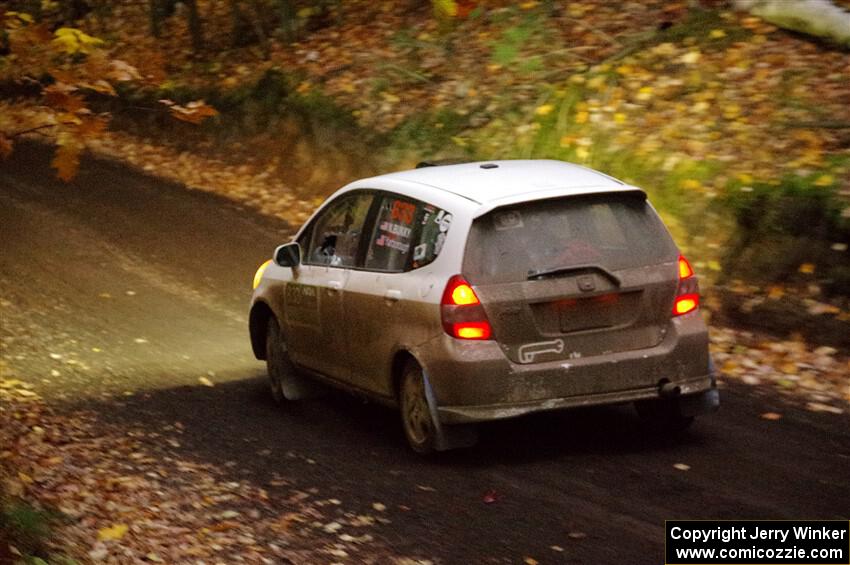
[635,398,695,432]
[399,363,438,454]
[265,317,291,404]
[265,317,325,403]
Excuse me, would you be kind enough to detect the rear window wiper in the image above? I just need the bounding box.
[527,264,622,286]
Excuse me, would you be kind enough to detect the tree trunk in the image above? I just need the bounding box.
[276,0,296,42]
[248,0,270,57]
[229,0,248,47]
[149,0,161,37]
[150,0,178,38]
[184,0,204,52]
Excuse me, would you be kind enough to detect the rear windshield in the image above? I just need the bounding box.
[463,194,678,284]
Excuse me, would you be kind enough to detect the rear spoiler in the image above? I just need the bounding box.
[472,185,647,218]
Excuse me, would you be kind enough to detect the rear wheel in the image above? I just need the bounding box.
[400,363,438,454]
[635,398,694,432]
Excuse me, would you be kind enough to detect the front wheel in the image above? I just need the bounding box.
[265,317,292,404]
[265,317,324,403]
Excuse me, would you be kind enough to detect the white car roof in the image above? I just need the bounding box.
[365,160,634,206]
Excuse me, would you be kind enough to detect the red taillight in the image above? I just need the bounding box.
[673,293,699,316]
[678,255,694,279]
[450,282,479,305]
[453,322,492,340]
[441,275,493,340]
[673,255,699,316]
[441,275,481,306]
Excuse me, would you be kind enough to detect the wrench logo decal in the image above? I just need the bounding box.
[518,339,565,364]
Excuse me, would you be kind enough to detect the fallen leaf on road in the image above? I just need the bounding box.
[339,533,373,543]
[568,531,587,539]
[0,379,25,389]
[88,546,109,560]
[760,412,782,420]
[415,485,436,492]
[349,514,375,527]
[673,463,691,471]
[98,523,129,541]
[679,50,701,64]
[198,377,214,387]
[806,402,843,414]
[482,490,498,504]
[524,558,539,565]
[372,502,386,511]
[551,545,564,552]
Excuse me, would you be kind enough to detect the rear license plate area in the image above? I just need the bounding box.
[557,294,619,332]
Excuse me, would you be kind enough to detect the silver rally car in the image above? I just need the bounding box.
[249,160,719,453]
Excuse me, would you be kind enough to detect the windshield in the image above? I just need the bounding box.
[463,193,678,285]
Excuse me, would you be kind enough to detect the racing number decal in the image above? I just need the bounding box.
[285,283,320,327]
[434,210,452,232]
[391,200,416,225]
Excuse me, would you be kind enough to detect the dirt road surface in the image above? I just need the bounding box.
[2,143,848,564]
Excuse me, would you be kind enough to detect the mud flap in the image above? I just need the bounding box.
[680,388,720,417]
[680,356,720,417]
[281,371,326,400]
[421,369,478,451]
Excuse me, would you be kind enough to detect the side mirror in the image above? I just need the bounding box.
[274,242,301,268]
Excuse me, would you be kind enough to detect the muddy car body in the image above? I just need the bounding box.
[249,160,719,452]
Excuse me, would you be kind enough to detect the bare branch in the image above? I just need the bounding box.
[7,124,57,138]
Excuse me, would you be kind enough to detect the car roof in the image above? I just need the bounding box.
[366,160,628,205]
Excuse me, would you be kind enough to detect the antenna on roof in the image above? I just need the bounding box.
[415,159,471,169]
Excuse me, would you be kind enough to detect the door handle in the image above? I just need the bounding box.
[327,281,343,292]
[384,289,402,302]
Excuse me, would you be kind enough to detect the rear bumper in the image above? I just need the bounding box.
[438,377,718,424]
[420,313,715,424]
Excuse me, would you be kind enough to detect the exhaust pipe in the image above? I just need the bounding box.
[659,380,681,398]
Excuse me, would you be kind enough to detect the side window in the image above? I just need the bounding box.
[412,203,452,270]
[305,192,373,268]
[365,195,417,272]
